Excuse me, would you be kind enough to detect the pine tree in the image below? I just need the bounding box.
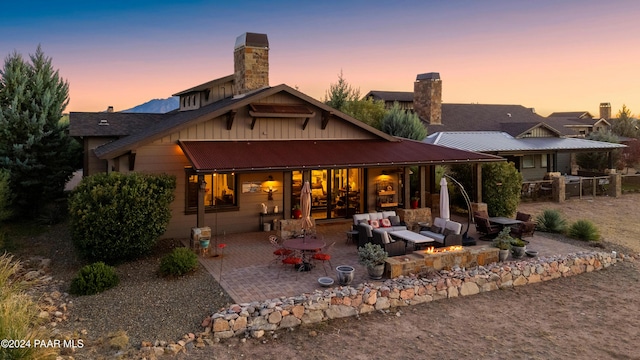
[611,104,639,138]
[0,46,75,217]
[380,102,428,140]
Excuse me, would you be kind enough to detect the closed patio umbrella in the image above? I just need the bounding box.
[300,181,313,239]
[440,177,450,221]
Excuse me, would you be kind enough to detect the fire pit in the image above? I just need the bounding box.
[385,246,499,278]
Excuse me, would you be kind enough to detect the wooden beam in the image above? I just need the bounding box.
[250,117,258,130]
[321,111,332,129]
[226,110,236,130]
[302,117,310,130]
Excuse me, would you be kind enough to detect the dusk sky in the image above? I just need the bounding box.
[2,0,639,116]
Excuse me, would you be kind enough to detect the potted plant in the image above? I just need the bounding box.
[358,243,388,279]
[510,238,528,258]
[492,228,513,262]
[292,204,302,219]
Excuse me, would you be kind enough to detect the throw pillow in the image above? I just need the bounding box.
[443,228,456,236]
[380,218,392,228]
[430,225,443,234]
[358,219,368,225]
[369,220,380,228]
[388,215,401,226]
[382,231,391,244]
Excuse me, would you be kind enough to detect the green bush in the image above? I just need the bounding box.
[68,172,176,263]
[69,262,120,295]
[568,220,601,242]
[159,247,198,276]
[535,209,568,233]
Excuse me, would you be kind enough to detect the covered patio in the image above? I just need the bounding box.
[193,216,589,303]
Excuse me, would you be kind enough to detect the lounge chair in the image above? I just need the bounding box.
[474,216,500,239]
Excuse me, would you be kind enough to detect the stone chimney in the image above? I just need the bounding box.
[413,72,442,125]
[107,106,114,113]
[233,32,269,95]
[599,102,611,119]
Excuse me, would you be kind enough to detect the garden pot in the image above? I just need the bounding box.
[367,264,385,280]
[410,199,419,209]
[292,209,302,219]
[499,249,510,262]
[512,246,526,258]
[199,239,210,249]
[336,265,355,285]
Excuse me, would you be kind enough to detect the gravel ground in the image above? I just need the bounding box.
[10,223,234,358]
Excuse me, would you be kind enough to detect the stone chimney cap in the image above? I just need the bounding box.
[235,32,269,50]
[416,72,440,81]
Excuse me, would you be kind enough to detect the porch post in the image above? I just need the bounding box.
[403,167,411,209]
[419,166,427,208]
[197,174,205,228]
[474,163,483,203]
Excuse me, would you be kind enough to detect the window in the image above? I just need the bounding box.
[522,155,535,169]
[186,171,236,211]
[540,154,547,168]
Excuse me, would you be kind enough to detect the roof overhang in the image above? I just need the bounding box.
[178,139,502,173]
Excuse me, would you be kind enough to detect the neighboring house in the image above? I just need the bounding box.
[70,33,500,237]
[547,104,612,137]
[366,73,624,180]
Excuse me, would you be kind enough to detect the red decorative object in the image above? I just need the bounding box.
[292,208,302,219]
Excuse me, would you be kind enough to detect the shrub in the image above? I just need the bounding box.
[68,172,176,263]
[69,262,120,295]
[0,254,58,360]
[535,209,568,233]
[492,228,513,250]
[568,220,601,242]
[159,247,199,276]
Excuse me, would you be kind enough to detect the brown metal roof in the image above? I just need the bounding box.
[178,139,501,173]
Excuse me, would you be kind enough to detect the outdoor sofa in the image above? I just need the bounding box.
[353,211,407,248]
[419,217,463,247]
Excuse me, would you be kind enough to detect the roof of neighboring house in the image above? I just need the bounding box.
[68,112,169,137]
[365,90,414,103]
[84,84,398,159]
[548,111,593,119]
[425,131,626,154]
[172,74,235,96]
[179,138,501,173]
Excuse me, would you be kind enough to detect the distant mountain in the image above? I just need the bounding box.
[122,97,179,113]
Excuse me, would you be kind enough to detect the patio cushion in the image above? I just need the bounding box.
[430,225,443,234]
[369,220,380,228]
[433,217,447,230]
[382,231,391,244]
[368,212,383,221]
[381,211,397,219]
[388,215,401,226]
[353,213,370,225]
[444,221,462,235]
[380,218,392,227]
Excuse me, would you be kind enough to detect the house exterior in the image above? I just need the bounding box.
[366,73,624,180]
[69,33,500,238]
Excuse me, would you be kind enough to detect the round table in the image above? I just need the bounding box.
[282,238,326,271]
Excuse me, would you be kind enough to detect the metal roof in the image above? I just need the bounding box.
[178,139,502,173]
[425,131,626,153]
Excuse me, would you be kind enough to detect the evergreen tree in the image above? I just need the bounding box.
[342,97,387,130]
[0,46,76,217]
[324,70,360,112]
[576,130,621,171]
[380,102,428,140]
[611,104,639,138]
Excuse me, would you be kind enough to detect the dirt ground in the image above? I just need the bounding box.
[182,194,640,360]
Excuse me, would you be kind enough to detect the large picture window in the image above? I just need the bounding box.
[186,171,236,210]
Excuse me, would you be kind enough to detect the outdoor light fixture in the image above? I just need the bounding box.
[263,175,277,200]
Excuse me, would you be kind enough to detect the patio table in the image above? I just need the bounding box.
[488,217,522,230]
[389,230,434,250]
[282,238,326,271]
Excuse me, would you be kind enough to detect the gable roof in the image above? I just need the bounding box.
[86,84,397,160]
[365,90,414,103]
[425,131,626,154]
[548,111,593,119]
[172,74,235,96]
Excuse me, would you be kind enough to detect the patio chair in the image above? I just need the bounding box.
[372,230,406,257]
[278,250,304,279]
[515,212,532,222]
[269,235,292,267]
[474,216,500,240]
[311,241,335,275]
[510,220,536,238]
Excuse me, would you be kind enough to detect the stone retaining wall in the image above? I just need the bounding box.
[200,251,626,340]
